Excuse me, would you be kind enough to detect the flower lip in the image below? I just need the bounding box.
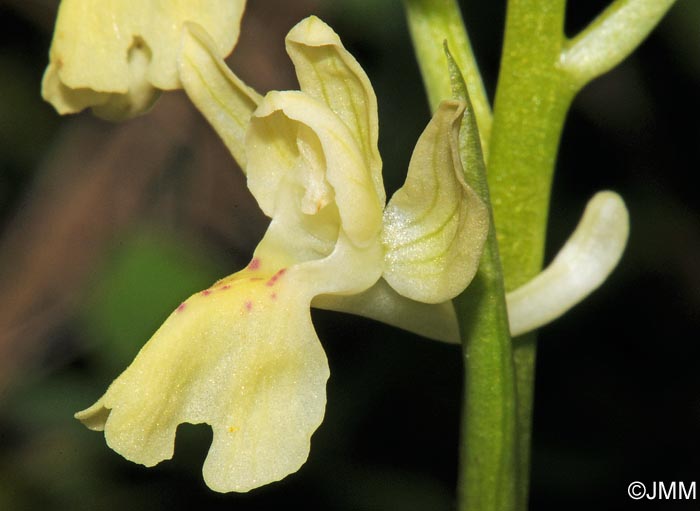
[75,266,330,493]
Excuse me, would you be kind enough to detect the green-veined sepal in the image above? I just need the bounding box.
[381,100,489,303]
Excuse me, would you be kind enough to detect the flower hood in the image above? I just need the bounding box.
[42,0,246,119]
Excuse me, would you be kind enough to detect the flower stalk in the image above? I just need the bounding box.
[403,0,491,151]
[405,0,675,509]
[486,3,569,507]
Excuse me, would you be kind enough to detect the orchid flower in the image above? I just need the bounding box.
[41,0,246,120]
[75,16,489,492]
[175,20,630,342]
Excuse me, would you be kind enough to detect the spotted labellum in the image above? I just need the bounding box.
[73,15,489,492]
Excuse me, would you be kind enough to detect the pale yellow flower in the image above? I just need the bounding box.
[75,16,489,493]
[42,0,246,120]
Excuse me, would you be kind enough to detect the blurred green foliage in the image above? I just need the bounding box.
[81,231,223,375]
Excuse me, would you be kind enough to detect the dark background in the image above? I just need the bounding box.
[0,0,698,509]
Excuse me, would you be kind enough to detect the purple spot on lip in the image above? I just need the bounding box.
[244,301,253,311]
[201,290,212,296]
[266,268,287,286]
[176,302,187,313]
[248,258,261,270]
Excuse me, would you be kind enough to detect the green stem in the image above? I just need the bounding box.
[487,3,677,506]
[487,2,570,509]
[510,332,537,510]
[487,0,570,289]
[404,1,675,510]
[403,0,492,152]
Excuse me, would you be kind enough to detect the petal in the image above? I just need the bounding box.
[41,62,113,115]
[42,0,246,117]
[179,22,262,169]
[42,39,162,120]
[250,228,384,300]
[247,90,384,249]
[286,16,385,205]
[76,268,329,493]
[382,101,489,303]
[313,278,460,343]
